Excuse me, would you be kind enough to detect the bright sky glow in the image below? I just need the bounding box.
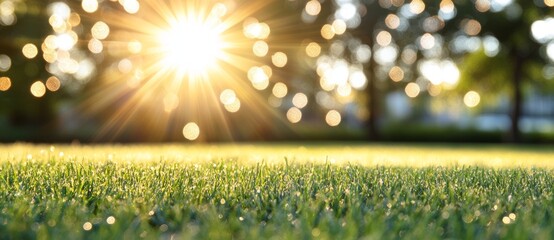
[490,0,513,12]
[418,59,460,87]
[482,35,500,57]
[531,18,554,44]
[158,19,223,75]
[374,45,398,65]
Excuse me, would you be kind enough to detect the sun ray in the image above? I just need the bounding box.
[78,0,302,141]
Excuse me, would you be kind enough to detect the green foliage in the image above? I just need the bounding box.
[459,50,510,92]
[0,145,553,239]
[457,49,511,107]
[458,48,554,104]
[526,61,554,93]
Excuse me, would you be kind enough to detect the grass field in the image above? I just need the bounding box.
[1,144,553,239]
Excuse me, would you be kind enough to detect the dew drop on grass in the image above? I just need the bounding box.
[160,224,168,232]
[83,222,92,231]
[509,213,516,220]
[47,220,56,227]
[311,228,321,237]
[106,216,115,224]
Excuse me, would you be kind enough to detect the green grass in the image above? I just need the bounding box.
[0,144,553,239]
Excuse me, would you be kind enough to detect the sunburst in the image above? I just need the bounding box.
[81,0,293,141]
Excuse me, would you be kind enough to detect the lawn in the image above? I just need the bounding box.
[0,143,553,239]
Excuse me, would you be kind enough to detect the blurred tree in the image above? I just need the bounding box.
[285,0,393,140]
[315,0,459,140]
[326,0,554,142]
[0,2,55,130]
[0,0,103,141]
[449,0,554,142]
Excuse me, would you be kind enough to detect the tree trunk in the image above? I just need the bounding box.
[510,55,523,143]
[365,60,379,141]
[356,10,382,141]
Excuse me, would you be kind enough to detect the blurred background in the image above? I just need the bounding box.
[0,0,553,143]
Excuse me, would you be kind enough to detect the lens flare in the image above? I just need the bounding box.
[81,0,302,141]
[0,77,11,91]
[183,122,200,140]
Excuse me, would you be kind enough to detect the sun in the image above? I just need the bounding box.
[82,0,291,141]
[158,18,224,76]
